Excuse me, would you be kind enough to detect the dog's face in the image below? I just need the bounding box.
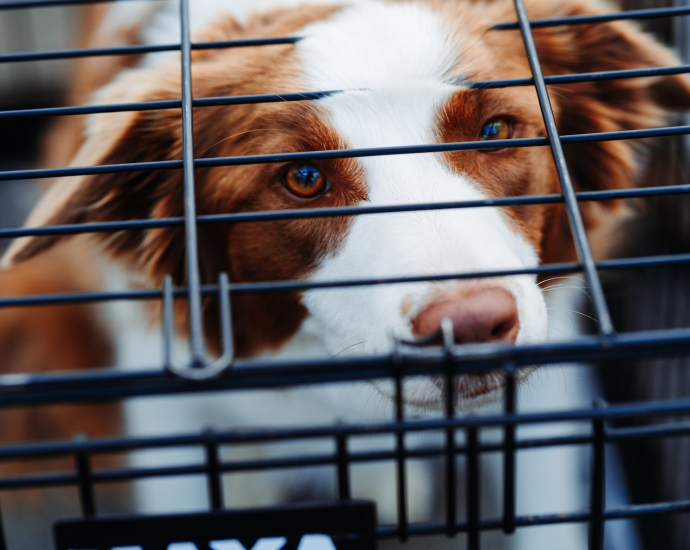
[6,0,690,408]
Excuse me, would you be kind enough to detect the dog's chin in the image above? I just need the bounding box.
[372,368,535,413]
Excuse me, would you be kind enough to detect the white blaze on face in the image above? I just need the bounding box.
[297,2,548,361]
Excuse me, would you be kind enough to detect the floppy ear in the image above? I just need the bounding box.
[526,0,690,260]
[529,0,690,194]
[2,67,189,285]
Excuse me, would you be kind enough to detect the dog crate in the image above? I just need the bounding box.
[2,0,690,549]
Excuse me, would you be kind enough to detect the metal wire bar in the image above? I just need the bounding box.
[466,426,480,550]
[178,0,204,366]
[0,472,688,539]
[513,0,614,339]
[494,5,690,29]
[10,247,690,309]
[0,0,157,10]
[336,433,351,501]
[2,420,684,468]
[0,410,690,483]
[0,91,338,120]
[7,182,690,243]
[6,121,690,182]
[7,320,690,404]
[4,62,690,121]
[0,38,299,64]
[0,502,7,550]
[74,435,95,517]
[392,341,409,543]
[502,363,517,535]
[0,44,178,64]
[0,423,681,492]
[376,498,690,538]
[442,320,457,538]
[588,402,606,550]
[205,432,223,511]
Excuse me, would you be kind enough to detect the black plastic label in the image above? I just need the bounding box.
[54,501,376,550]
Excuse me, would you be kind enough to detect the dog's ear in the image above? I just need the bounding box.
[526,0,690,196]
[525,0,690,261]
[2,67,189,284]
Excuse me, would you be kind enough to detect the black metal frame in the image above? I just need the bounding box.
[2,0,690,549]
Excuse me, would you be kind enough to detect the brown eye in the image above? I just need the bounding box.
[283,164,328,198]
[479,118,513,142]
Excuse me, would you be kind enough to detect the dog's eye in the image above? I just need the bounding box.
[479,118,512,141]
[283,164,329,198]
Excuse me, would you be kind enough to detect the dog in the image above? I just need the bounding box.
[2,0,690,535]
[6,0,690,408]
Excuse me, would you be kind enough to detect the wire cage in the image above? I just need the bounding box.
[3,0,690,549]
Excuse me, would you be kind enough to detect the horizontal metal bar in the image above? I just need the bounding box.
[0,100,182,120]
[3,418,688,466]
[6,327,690,406]
[0,288,164,307]
[0,0,156,10]
[0,468,688,533]
[191,37,301,49]
[0,399,688,464]
[5,122,688,182]
[0,43,179,64]
[4,182,690,242]
[4,62,687,120]
[4,251,690,309]
[0,472,76,490]
[0,159,183,182]
[494,6,690,30]
[607,420,690,442]
[0,37,300,65]
[378,499,690,538]
[0,91,338,120]
[469,63,690,89]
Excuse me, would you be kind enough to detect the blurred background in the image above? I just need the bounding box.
[1,1,690,549]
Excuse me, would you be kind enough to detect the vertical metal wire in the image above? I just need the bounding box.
[466,426,480,550]
[163,275,175,370]
[502,362,517,535]
[392,340,409,542]
[178,0,206,366]
[589,400,606,550]
[0,500,8,550]
[74,434,95,517]
[205,430,223,511]
[441,318,457,537]
[512,0,615,340]
[336,433,351,501]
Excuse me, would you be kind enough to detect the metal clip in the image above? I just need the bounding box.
[164,273,234,381]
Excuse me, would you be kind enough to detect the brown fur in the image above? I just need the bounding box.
[0,244,118,475]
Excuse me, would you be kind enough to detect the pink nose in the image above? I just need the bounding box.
[411,287,520,344]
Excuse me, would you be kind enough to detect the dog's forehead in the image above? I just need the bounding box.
[298,2,457,90]
[296,1,468,157]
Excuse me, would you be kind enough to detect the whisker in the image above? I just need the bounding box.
[538,276,587,287]
[199,128,278,156]
[250,74,289,103]
[546,307,599,324]
[333,341,366,357]
[541,284,592,298]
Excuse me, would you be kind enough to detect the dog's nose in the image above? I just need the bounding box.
[411,287,519,344]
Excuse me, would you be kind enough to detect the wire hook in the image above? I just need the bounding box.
[164,273,234,381]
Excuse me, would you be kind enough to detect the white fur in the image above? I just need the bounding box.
[295,2,548,407]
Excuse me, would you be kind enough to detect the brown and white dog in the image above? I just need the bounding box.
[2,0,690,535]
[4,0,690,408]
